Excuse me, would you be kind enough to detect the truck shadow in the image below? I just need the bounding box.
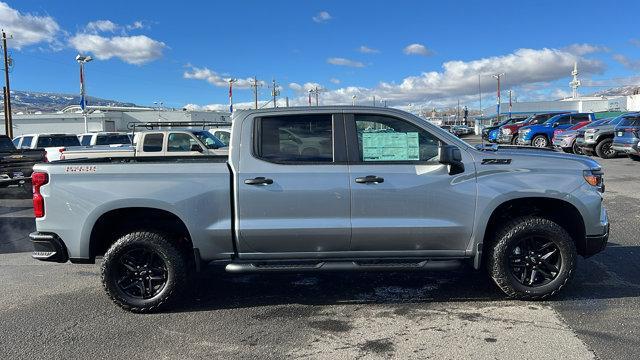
[171,242,640,313]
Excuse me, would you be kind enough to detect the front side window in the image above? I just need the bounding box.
[143,133,164,152]
[214,130,231,146]
[167,133,199,152]
[257,115,333,163]
[354,115,440,163]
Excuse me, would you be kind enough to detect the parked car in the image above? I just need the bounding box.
[482,117,526,142]
[60,130,228,160]
[30,106,609,312]
[452,125,471,137]
[551,121,593,154]
[497,113,563,145]
[576,114,629,159]
[12,133,81,162]
[517,113,595,148]
[0,135,46,190]
[77,132,132,146]
[612,114,640,161]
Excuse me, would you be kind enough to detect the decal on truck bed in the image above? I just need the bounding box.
[65,165,97,173]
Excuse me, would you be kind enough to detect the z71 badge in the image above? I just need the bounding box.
[64,165,97,173]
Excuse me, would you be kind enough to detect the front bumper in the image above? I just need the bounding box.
[30,232,68,263]
[496,133,514,144]
[552,136,573,149]
[583,222,609,258]
[516,135,532,145]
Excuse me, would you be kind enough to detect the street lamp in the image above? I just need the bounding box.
[76,54,93,133]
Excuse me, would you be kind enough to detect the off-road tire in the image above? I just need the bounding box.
[487,216,576,300]
[595,138,616,159]
[532,135,549,148]
[101,231,188,313]
[572,141,583,155]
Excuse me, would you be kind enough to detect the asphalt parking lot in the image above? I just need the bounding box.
[1,142,638,359]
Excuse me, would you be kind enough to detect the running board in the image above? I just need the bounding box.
[225,259,462,273]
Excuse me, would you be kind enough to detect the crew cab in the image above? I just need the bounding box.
[576,114,629,159]
[517,113,595,148]
[60,130,227,160]
[0,135,46,189]
[612,114,640,161]
[497,113,563,145]
[30,106,609,312]
[12,133,81,162]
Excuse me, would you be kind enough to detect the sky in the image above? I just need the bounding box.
[2,0,640,112]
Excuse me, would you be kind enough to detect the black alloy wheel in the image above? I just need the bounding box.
[115,247,168,299]
[508,236,561,287]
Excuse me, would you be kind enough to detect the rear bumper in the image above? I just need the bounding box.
[612,140,640,155]
[30,232,69,263]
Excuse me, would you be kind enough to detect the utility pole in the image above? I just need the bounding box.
[456,99,460,124]
[250,76,261,109]
[285,96,289,107]
[478,74,482,116]
[2,30,13,138]
[372,95,376,107]
[269,79,280,108]
[228,78,237,113]
[492,73,504,122]
[508,90,512,119]
[76,54,93,133]
[314,86,319,106]
[3,86,7,136]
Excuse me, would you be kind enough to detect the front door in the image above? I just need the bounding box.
[345,113,476,253]
[235,113,351,256]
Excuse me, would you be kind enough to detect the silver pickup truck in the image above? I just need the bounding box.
[30,106,609,312]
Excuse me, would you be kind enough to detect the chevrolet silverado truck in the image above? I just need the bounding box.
[29,106,609,312]
[0,135,46,189]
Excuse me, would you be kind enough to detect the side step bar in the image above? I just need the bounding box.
[225,259,462,273]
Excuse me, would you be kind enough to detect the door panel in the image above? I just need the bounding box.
[347,113,476,252]
[236,113,351,254]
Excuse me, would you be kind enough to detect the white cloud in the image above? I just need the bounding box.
[330,78,340,84]
[183,65,263,88]
[127,21,145,30]
[0,1,60,49]
[185,47,606,110]
[69,34,166,64]
[613,54,640,70]
[629,39,640,48]
[86,20,118,33]
[403,43,433,56]
[358,45,379,54]
[551,88,572,99]
[289,82,323,92]
[312,11,332,23]
[327,57,365,68]
[563,43,609,56]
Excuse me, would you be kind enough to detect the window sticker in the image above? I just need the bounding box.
[362,132,419,161]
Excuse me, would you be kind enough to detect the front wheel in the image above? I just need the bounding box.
[532,135,549,148]
[487,216,576,300]
[595,138,617,159]
[572,141,583,155]
[101,231,189,312]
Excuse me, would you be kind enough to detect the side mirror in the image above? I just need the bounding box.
[552,122,560,128]
[190,144,204,153]
[439,145,465,175]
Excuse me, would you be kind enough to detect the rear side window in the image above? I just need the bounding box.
[619,116,640,126]
[21,136,33,148]
[257,115,333,163]
[143,133,164,152]
[96,134,131,145]
[36,135,80,147]
[80,135,92,146]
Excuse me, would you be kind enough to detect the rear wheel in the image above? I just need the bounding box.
[595,138,616,159]
[532,135,549,148]
[101,231,189,312]
[487,216,576,300]
[629,154,640,161]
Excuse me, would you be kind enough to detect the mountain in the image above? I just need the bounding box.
[1,90,138,113]
[588,85,640,97]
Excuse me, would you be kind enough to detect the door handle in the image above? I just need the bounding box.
[355,175,384,184]
[244,177,274,185]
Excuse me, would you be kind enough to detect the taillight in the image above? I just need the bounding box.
[32,172,48,218]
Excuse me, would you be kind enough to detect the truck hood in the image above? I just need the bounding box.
[474,145,601,170]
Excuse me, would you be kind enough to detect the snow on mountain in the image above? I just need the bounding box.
[2,90,137,113]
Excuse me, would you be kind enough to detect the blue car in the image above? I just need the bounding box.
[487,128,500,142]
[517,113,595,148]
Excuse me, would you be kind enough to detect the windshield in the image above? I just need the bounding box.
[95,134,132,145]
[192,131,226,149]
[36,135,81,148]
[619,116,640,126]
[584,119,609,128]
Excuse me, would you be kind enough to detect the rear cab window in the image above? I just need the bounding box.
[255,114,334,163]
[36,135,81,148]
[142,133,164,152]
[96,134,131,145]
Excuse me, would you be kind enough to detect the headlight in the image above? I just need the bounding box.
[521,128,531,135]
[502,128,512,135]
[586,129,599,134]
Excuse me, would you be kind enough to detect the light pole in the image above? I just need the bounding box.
[352,95,356,106]
[492,73,504,123]
[76,54,93,133]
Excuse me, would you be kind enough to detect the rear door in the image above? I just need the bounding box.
[235,113,351,256]
[140,133,165,156]
[345,113,476,253]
